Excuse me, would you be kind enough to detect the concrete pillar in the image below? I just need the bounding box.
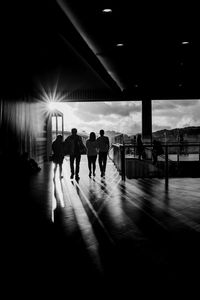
[46,115,52,161]
[62,115,64,140]
[142,98,152,144]
[56,115,58,136]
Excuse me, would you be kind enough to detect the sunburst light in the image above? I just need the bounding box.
[36,83,67,118]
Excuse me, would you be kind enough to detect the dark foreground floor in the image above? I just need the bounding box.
[1,156,200,298]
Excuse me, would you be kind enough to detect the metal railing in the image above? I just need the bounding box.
[110,142,200,188]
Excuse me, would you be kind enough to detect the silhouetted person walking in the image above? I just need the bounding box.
[179,133,184,155]
[152,139,164,165]
[97,129,110,177]
[86,132,98,177]
[52,135,64,179]
[136,134,145,160]
[64,128,85,180]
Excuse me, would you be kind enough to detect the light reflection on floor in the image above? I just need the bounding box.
[25,156,200,295]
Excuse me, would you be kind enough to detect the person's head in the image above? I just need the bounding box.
[137,134,142,141]
[89,132,96,141]
[99,129,104,136]
[57,135,63,141]
[71,128,77,136]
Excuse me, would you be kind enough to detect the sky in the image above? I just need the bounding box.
[52,100,200,135]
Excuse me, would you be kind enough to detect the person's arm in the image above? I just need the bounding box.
[79,136,86,153]
[63,137,70,155]
[106,137,110,152]
[96,138,100,152]
[107,137,110,149]
[52,142,55,153]
[79,136,84,146]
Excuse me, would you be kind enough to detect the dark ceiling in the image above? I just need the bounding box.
[1,0,200,100]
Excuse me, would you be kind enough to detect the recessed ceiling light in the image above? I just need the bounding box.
[116,43,124,47]
[182,41,189,45]
[102,8,112,13]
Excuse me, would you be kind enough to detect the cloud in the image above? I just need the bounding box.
[74,113,142,135]
[153,100,176,111]
[175,100,200,107]
[75,110,101,122]
[75,101,141,118]
[152,99,200,130]
[55,99,200,136]
[153,99,200,111]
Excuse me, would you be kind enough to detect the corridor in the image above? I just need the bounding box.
[1,1,200,298]
[2,155,199,297]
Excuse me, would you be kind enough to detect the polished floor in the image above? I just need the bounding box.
[2,155,200,297]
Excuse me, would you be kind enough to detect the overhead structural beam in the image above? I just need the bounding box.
[56,0,122,93]
[53,88,122,101]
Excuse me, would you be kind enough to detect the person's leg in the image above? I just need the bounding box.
[88,156,92,177]
[70,155,75,178]
[59,163,63,178]
[53,163,57,177]
[99,152,103,176]
[92,155,97,176]
[102,152,108,174]
[75,155,81,178]
[138,151,142,160]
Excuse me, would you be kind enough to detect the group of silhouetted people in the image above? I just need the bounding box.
[52,128,110,180]
[52,129,165,179]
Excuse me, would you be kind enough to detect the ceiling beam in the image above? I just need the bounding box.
[56,0,122,93]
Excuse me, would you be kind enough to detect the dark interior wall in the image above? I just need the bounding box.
[0,0,122,172]
[0,0,116,100]
[0,99,47,163]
